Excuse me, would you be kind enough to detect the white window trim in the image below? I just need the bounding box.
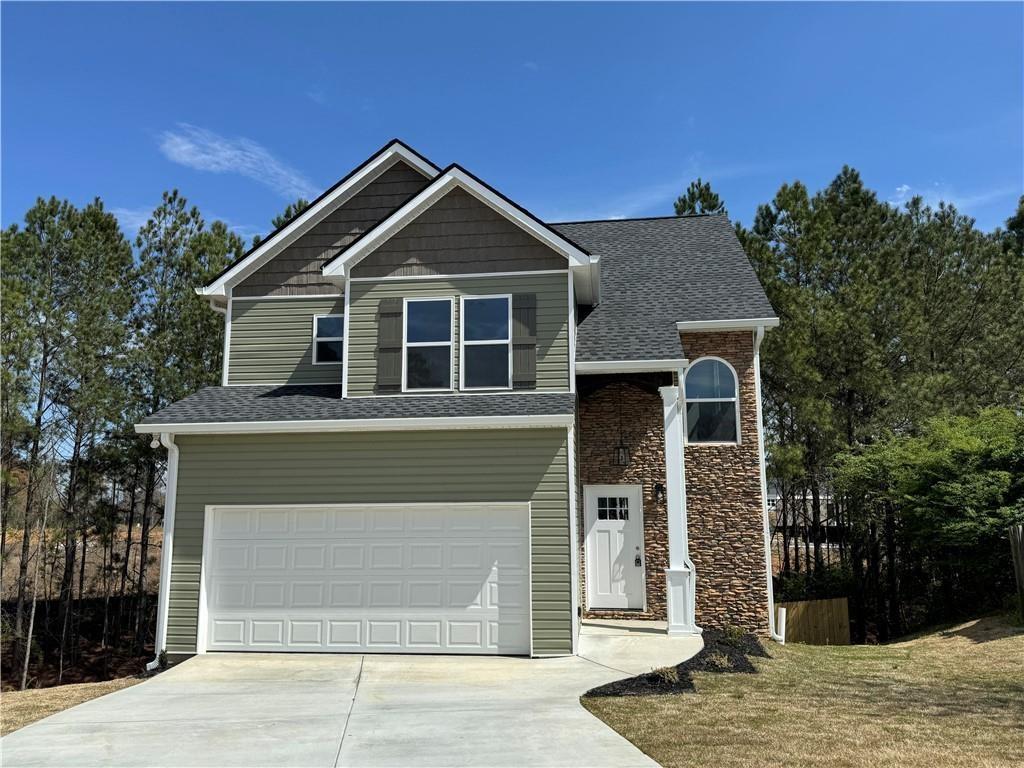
[311,314,345,366]
[402,296,455,393]
[683,356,741,446]
[459,294,513,392]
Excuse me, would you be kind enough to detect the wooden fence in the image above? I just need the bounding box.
[777,597,851,645]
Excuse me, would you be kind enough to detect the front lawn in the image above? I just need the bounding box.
[583,615,1023,768]
[1,677,143,735]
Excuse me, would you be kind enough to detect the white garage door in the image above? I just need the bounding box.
[201,503,531,655]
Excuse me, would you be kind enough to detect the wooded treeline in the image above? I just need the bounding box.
[1,169,1021,690]
[1,192,243,688]
[734,171,1024,641]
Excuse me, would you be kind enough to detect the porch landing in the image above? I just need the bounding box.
[579,619,703,676]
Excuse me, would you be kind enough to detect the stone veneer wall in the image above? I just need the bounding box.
[576,331,770,633]
[681,330,769,632]
[578,381,668,620]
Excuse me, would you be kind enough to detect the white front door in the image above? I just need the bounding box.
[200,503,531,655]
[583,485,644,610]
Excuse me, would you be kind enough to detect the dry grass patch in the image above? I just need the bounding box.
[583,615,1024,768]
[0,677,144,735]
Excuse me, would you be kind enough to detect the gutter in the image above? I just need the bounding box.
[132,413,576,436]
[146,432,180,671]
[753,326,786,644]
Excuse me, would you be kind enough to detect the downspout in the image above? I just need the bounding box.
[147,432,180,670]
[753,326,786,643]
[207,298,230,386]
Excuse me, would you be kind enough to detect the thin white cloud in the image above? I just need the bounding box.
[110,205,153,236]
[306,88,328,106]
[889,182,1018,212]
[158,123,318,200]
[543,155,771,222]
[522,61,540,72]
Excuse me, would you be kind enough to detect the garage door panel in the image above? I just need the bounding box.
[204,504,531,655]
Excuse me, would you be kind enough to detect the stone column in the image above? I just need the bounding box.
[660,385,701,635]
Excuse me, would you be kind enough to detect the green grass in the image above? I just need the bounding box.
[583,615,1024,768]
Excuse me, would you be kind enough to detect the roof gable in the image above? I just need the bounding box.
[201,139,439,300]
[322,165,591,279]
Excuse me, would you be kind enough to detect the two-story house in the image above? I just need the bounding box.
[137,140,782,662]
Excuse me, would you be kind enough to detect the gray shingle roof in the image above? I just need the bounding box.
[552,215,777,362]
[139,385,576,426]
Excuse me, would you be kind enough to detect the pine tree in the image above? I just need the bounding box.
[674,178,727,216]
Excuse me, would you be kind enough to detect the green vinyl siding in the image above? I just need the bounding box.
[347,273,569,396]
[228,297,343,384]
[167,429,572,656]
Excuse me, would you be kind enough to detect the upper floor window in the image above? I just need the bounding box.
[404,298,453,391]
[312,314,344,365]
[684,357,739,443]
[461,296,511,390]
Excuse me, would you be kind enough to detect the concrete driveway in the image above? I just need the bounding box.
[0,630,699,768]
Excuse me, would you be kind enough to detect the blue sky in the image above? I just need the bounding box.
[3,2,1021,243]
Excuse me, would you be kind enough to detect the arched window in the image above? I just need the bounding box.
[684,358,739,443]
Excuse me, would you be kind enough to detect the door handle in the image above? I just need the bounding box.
[634,553,642,567]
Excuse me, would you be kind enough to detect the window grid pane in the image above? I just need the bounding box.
[407,300,452,343]
[315,316,344,339]
[464,297,510,342]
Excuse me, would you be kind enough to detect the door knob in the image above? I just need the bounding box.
[634,553,642,567]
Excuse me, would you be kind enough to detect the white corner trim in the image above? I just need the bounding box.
[322,166,590,278]
[341,288,352,397]
[575,359,688,374]
[753,325,785,643]
[567,276,577,394]
[200,142,439,298]
[146,432,179,670]
[567,423,580,654]
[133,413,575,435]
[676,317,780,332]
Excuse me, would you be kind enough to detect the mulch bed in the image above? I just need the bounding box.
[583,628,770,697]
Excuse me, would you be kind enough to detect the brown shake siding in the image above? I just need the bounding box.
[350,188,567,278]
[235,161,431,297]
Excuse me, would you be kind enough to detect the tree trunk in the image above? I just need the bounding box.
[21,491,50,690]
[14,339,49,644]
[57,422,84,678]
[118,464,139,634]
[868,520,886,642]
[134,454,158,654]
[811,483,823,574]
[884,503,900,637]
[780,484,791,574]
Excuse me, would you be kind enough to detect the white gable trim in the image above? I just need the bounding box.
[200,142,439,300]
[322,166,591,278]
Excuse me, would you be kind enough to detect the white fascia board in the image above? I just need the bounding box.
[134,413,575,435]
[323,167,591,278]
[676,317,780,332]
[575,358,688,374]
[200,143,439,299]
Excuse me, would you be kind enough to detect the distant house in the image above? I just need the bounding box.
[136,140,781,661]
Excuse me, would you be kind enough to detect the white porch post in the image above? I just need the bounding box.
[660,385,701,635]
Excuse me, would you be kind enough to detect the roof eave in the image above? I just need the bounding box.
[135,413,575,435]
